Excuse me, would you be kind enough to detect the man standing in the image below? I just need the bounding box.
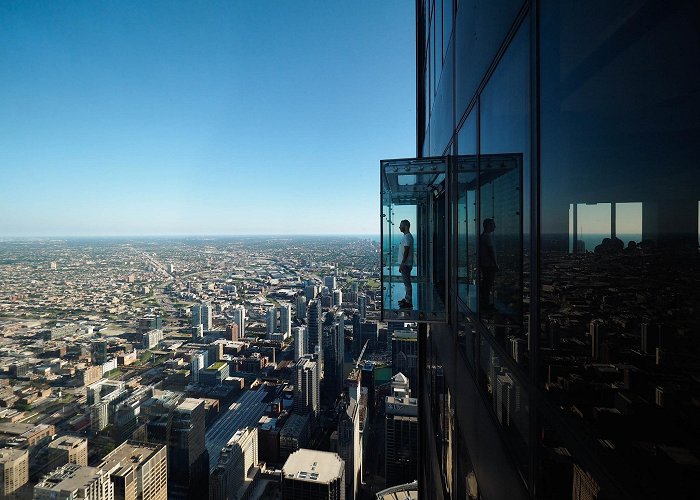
[398,219,414,309]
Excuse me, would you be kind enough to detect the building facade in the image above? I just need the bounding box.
[0,448,28,498]
[47,436,88,469]
[393,1,700,499]
[98,441,167,500]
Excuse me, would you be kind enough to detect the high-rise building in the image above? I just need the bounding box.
[380,2,700,498]
[295,294,307,320]
[0,448,28,498]
[190,351,206,385]
[306,300,323,377]
[280,304,292,335]
[34,464,114,500]
[293,326,308,362]
[232,305,246,338]
[153,398,209,499]
[357,294,367,320]
[324,276,337,291]
[304,284,317,302]
[226,323,239,342]
[92,340,109,365]
[336,399,361,500]
[281,449,345,500]
[142,329,163,350]
[98,441,167,500]
[48,436,88,469]
[210,427,259,500]
[191,304,201,328]
[384,395,418,488]
[333,313,345,394]
[391,329,418,396]
[266,306,277,336]
[332,289,342,308]
[294,356,319,418]
[201,302,213,331]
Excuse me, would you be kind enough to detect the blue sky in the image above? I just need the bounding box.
[0,1,415,236]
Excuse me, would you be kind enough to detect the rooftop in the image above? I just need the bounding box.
[283,449,343,484]
[35,464,105,493]
[98,441,164,477]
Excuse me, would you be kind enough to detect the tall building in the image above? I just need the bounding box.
[379,2,700,499]
[295,294,307,320]
[34,464,114,500]
[281,449,345,500]
[0,448,28,498]
[48,436,88,469]
[190,352,204,385]
[294,356,319,418]
[210,427,258,500]
[280,304,292,336]
[226,323,239,342]
[232,305,246,338]
[333,313,345,394]
[167,398,209,499]
[336,399,361,500]
[332,289,342,308]
[384,394,418,488]
[191,304,201,328]
[266,306,277,336]
[324,276,337,291]
[98,441,167,500]
[293,326,308,362]
[391,329,418,396]
[357,294,367,320]
[303,284,317,302]
[306,300,323,377]
[142,329,163,350]
[201,302,213,331]
[92,340,108,365]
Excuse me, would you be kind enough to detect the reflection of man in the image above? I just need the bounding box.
[480,218,498,310]
[398,219,414,309]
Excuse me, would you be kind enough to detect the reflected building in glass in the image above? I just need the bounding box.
[381,1,700,498]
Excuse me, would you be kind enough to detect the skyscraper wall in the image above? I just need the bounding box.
[280,304,292,335]
[232,305,246,338]
[406,1,700,498]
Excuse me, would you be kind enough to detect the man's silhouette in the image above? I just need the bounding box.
[398,219,414,309]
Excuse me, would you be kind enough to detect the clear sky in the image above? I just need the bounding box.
[0,1,415,236]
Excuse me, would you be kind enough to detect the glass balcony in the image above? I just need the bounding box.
[381,157,448,322]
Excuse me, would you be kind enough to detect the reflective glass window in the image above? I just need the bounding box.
[478,17,530,368]
[457,111,477,309]
[539,1,700,496]
[455,0,524,120]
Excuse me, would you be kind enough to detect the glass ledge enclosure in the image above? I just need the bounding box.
[381,157,448,323]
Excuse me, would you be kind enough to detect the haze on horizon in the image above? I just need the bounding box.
[0,1,415,237]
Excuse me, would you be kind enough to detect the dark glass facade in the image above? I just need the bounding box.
[412,1,700,499]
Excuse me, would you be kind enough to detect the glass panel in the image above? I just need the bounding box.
[455,0,524,120]
[381,157,448,322]
[540,0,700,496]
[457,111,478,309]
[478,18,530,368]
[429,41,454,156]
[443,0,453,61]
[478,336,529,476]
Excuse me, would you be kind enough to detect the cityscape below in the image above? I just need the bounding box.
[0,236,413,499]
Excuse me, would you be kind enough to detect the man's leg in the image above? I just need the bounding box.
[402,266,413,305]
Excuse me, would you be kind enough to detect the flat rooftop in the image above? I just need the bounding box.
[99,441,164,477]
[48,435,86,450]
[283,449,343,484]
[35,464,104,492]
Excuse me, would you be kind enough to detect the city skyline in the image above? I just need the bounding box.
[0,1,415,237]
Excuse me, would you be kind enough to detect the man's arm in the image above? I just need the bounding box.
[401,246,410,265]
